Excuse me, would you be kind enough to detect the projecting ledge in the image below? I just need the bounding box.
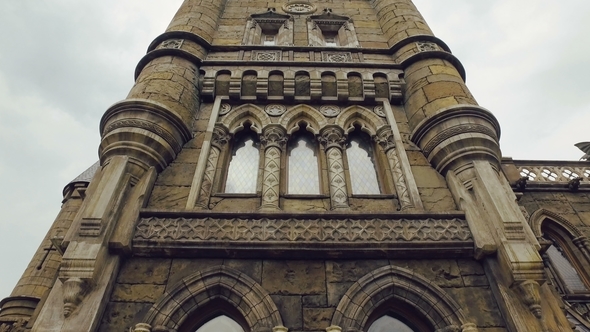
[131,210,473,258]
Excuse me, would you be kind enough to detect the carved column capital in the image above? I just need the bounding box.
[319,126,347,150]
[374,126,395,152]
[211,125,231,150]
[261,125,288,150]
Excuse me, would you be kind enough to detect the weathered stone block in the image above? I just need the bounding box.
[117,258,171,285]
[391,260,463,288]
[303,308,334,330]
[446,287,504,327]
[223,259,262,284]
[271,295,303,329]
[147,185,190,209]
[111,284,166,303]
[167,259,224,291]
[326,260,389,283]
[98,302,152,332]
[419,188,457,211]
[262,261,326,295]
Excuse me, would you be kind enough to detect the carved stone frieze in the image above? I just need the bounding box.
[134,216,472,243]
[319,126,346,150]
[252,51,282,61]
[321,52,353,63]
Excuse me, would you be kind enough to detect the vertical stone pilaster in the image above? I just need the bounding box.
[375,127,412,210]
[260,125,287,211]
[319,126,349,210]
[195,125,230,209]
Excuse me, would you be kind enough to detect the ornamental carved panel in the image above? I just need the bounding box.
[134,216,472,243]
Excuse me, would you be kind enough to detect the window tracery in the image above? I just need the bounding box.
[288,124,320,195]
[346,130,380,195]
[224,126,260,194]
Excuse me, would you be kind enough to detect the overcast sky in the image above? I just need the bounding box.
[0,0,589,301]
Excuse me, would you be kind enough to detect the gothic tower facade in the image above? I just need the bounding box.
[2,0,590,331]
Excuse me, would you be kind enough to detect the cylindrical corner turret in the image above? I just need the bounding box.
[99,0,228,173]
[371,0,502,176]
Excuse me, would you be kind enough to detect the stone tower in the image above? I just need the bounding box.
[2,0,590,331]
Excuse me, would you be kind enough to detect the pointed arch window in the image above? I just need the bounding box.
[224,126,260,194]
[541,222,590,295]
[367,315,416,332]
[288,124,320,194]
[195,315,245,332]
[346,129,380,195]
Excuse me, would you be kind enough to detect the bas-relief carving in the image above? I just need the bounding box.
[252,51,282,61]
[327,148,348,208]
[265,104,287,116]
[134,216,472,242]
[0,319,27,332]
[260,126,287,210]
[375,128,412,210]
[416,41,438,52]
[159,39,184,49]
[219,103,232,115]
[321,52,353,63]
[196,126,229,208]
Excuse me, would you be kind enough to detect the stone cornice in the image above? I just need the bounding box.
[131,210,473,258]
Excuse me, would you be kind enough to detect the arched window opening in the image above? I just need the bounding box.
[196,315,244,332]
[367,315,416,332]
[348,73,363,98]
[364,301,432,332]
[178,298,250,332]
[215,71,231,96]
[374,73,389,99]
[321,72,337,97]
[347,128,380,195]
[288,124,320,194]
[241,71,257,97]
[295,71,310,97]
[225,125,260,193]
[268,71,284,97]
[542,222,590,295]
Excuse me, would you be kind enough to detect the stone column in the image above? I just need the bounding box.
[319,126,349,210]
[375,127,412,211]
[259,125,287,211]
[195,125,230,209]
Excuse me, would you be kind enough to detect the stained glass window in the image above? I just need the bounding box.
[288,136,320,194]
[225,131,260,193]
[367,315,416,332]
[347,134,380,195]
[195,315,244,332]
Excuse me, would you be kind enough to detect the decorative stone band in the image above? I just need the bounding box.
[99,99,192,172]
[133,213,473,257]
[411,105,501,175]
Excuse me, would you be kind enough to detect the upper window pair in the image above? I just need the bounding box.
[243,8,358,47]
[224,124,380,196]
